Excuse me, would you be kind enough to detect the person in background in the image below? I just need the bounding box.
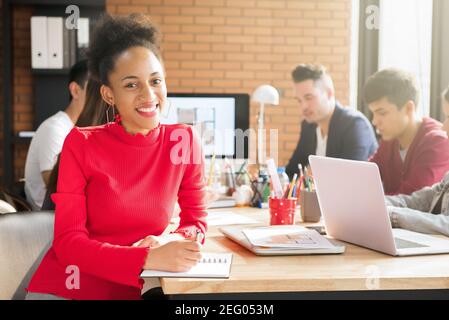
[41,78,108,211]
[26,14,206,300]
[285,64,378,178]
[386,85,449,236]
[366,69,449,195]
[24,60,88,209]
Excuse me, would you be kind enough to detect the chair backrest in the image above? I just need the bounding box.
[0,211,54,300]
[0,199,17,214]
[0,189,33,212]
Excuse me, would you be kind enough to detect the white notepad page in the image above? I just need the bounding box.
[141,253,233,278]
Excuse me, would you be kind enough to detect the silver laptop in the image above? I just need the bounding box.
[309,155,449,256]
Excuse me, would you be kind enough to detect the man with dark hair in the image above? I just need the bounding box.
[285,64,378,177]
[366,68,449,195]
[25,60,88,209]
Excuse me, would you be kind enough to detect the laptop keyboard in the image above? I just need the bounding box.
[394,237,428,249]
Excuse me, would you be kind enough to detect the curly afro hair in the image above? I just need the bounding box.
[87,13,162,84]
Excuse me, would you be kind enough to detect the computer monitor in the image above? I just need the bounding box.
[161,93,250,158]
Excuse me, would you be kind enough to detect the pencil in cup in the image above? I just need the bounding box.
[295,176,303,198]
[207,153,216,186]
[287,173,297,199]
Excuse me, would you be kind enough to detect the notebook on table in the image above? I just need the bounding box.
[141,253,233,278]
[220,225,345,256]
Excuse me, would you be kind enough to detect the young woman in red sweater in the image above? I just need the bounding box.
[26,14,207,300]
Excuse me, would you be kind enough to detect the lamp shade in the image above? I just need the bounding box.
[251,84,279,105]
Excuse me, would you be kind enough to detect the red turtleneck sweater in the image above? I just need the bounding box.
[26,121,207,300]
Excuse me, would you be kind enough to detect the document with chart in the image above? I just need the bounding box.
[242,225,335,249]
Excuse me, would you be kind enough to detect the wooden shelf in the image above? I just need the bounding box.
[12,136,33,144]
[9,0,105,7]
[31,68,70,76]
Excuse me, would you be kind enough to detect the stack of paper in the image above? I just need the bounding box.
[18,131,35,138]
[242,225,335,249]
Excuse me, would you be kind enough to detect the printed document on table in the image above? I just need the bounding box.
[242,225,334,249]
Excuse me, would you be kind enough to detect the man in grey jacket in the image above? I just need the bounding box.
[386,86,449,236]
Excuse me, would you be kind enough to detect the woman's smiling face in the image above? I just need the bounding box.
[101,46,167,135]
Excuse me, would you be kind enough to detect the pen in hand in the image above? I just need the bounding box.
[195,229,204,244]
[195,230,204,264]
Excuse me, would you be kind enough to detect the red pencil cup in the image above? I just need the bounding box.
[268,197,297,225]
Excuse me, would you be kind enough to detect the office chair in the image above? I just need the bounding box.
[0,199,16,214]
[0,188,33,212]
[0,211,54,300]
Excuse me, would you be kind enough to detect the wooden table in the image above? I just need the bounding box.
[146,207,449,298]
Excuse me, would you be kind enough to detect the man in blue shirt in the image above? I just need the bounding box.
[285,64,378,178]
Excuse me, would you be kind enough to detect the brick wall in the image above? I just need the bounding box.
[6,0,352,182]
[12,6,34,182]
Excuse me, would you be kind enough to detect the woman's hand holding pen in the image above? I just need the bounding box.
[132,233,185,249]
[143,239,202,272]
[132,235,163,248]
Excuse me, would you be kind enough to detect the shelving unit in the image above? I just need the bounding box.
[1,0,105,189]
[31,68,71,75]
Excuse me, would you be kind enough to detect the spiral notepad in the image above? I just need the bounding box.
[140,253,233,278]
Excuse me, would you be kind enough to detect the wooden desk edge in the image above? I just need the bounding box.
[160,276,449,295]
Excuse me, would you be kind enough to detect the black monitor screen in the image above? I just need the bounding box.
[162,93,249,158]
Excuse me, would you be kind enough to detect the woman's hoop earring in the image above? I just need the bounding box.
[161,99,172,118]
[106,104,116,123]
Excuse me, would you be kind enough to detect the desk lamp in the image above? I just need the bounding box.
[251,84,279,166]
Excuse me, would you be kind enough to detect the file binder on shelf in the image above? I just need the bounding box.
[47,17,64,69]
[68,28,77,67]
[31,15,84,70]
[77,17,90,49]
[31,16,48,68]
[77,17,90,59]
